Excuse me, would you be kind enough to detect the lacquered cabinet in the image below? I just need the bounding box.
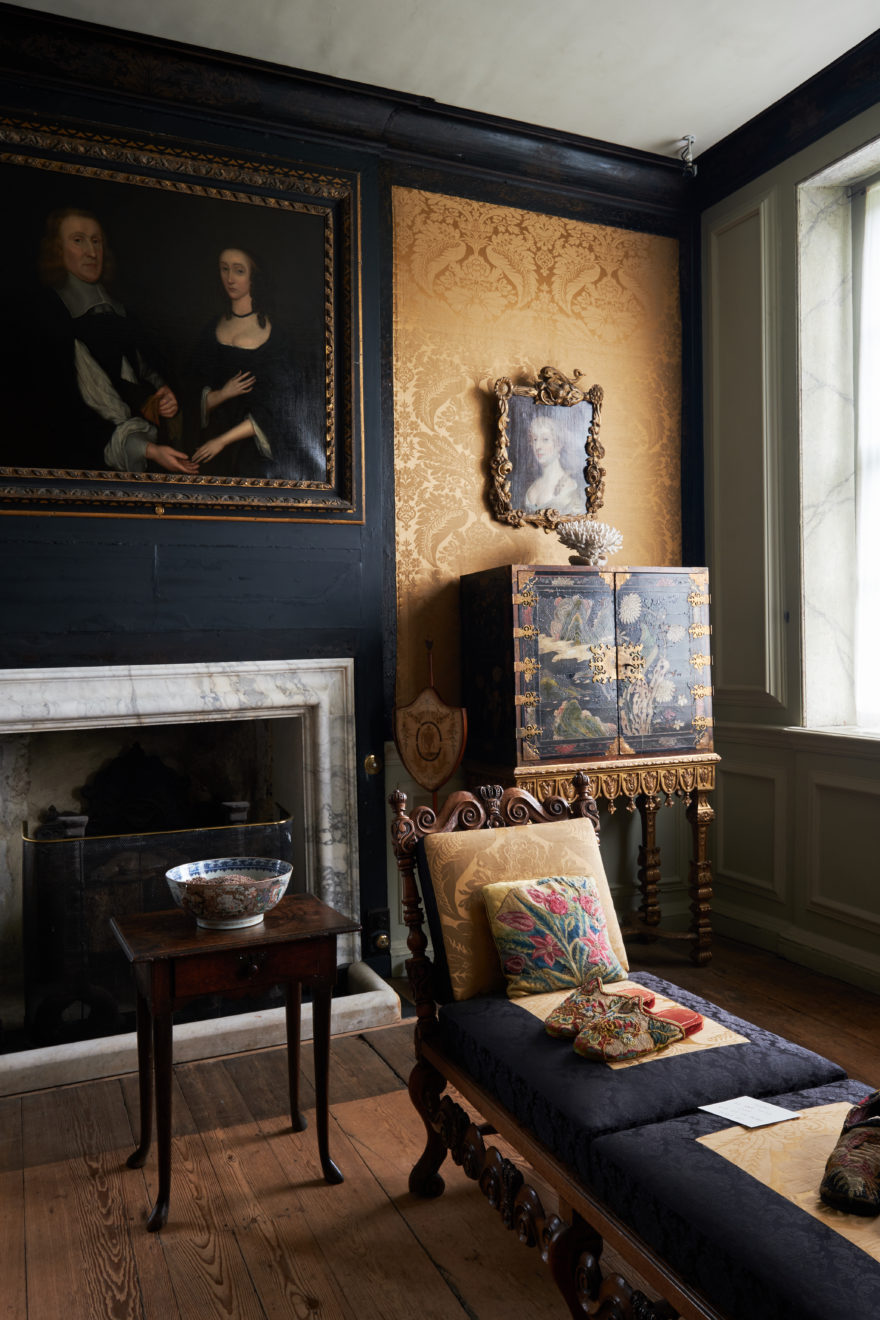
[460,564,713,768]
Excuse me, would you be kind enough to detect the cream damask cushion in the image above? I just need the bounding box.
[421,816,628,1001]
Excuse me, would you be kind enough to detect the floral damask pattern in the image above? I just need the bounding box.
[392,187,682,704]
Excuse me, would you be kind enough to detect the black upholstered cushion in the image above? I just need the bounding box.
[589,1079,878,1320]
[437,972,847,1181]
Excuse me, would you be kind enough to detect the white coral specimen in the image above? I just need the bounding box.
[556,518,623,566]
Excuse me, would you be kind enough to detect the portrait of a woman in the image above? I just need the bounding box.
[192,245,326,481]
[522,414,584,515]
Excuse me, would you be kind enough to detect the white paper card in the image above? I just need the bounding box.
[698,1096,801,1128]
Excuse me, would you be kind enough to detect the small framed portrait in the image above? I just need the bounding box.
[489,367,604,530]
[0,115,363,522]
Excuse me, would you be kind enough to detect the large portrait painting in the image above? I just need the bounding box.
[0,117,363,520]
[490,366,604,530]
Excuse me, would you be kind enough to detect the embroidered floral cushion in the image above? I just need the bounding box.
[421,816,628,1001]
[482,875,627,998]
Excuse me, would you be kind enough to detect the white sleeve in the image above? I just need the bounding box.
[247,414,273,459]
[103,417,156,472]
[73,338,156,471]
[73,338,131,424]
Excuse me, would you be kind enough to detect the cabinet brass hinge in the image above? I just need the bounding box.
[516,657,540,680]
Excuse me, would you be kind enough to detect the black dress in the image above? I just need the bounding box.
[193,322,326,482]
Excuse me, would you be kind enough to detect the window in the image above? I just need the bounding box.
[855,181,880,727]
[798,141,880,734]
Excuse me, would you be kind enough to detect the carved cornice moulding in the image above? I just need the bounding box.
[0,2,689,222]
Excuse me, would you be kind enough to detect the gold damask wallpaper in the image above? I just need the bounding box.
[392,187,681,705]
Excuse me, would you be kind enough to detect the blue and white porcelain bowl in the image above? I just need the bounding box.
[165,856,292,929]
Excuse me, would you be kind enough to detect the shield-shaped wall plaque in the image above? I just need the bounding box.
[393,685,467,795]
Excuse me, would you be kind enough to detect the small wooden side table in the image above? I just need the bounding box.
[111,893,361,1231]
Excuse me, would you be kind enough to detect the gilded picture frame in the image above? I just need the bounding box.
[490,367,604,530]
[0,116,363,521]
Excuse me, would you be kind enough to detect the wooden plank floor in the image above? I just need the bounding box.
[6,936,880,1320]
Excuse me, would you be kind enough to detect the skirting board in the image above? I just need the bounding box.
[713,912,880,997]
[0,960,400,1098]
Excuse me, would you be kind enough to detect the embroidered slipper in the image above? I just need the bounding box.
[571,1001,704,1063]
[544,977,656,1039]
[819,1090,880,1216]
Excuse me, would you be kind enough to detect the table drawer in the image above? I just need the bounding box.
[173,939,329,998]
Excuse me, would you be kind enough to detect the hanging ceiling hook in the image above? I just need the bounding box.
[680,134,697,177]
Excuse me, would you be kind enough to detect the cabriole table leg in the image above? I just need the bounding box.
[285,981,308,1132]
[126,988,153,1169]
[147,1011,173,1232]
[312,980,343,1184]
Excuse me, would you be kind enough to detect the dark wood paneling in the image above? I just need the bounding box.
[0,2,706,953]
[696,28,880,210]
[0,2,689,227]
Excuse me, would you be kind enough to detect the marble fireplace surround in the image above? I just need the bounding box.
[0,658,399,1096]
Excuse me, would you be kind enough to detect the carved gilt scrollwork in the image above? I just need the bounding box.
[490,367,605,530]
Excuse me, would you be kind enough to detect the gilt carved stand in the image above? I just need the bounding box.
[469,750,719,965]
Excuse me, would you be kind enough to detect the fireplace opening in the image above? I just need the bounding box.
[0,658,366,1068]
[6,715,308,1053]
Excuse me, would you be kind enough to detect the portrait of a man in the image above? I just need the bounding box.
[32,207,193,474]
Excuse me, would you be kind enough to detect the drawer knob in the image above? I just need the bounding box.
[238,952,267,979]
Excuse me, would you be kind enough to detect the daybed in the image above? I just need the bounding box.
[389,774,880,1320]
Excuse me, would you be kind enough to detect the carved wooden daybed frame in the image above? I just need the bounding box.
[388,775,877,1320]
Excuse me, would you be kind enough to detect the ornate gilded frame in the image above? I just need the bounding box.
[0,116,363,521]
[490,366,604,530]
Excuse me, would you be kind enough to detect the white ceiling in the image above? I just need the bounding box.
[13,0,880,158]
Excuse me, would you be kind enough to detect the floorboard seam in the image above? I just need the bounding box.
[359,1032,412,1089]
